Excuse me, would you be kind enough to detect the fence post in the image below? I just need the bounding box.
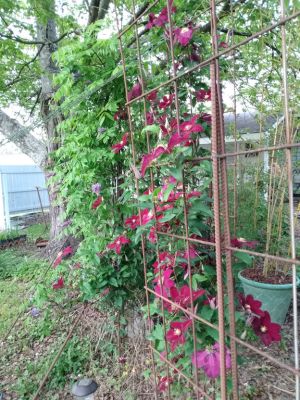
[0,173,10,230]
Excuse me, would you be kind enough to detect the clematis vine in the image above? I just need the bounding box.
[128,82,142,101]
[170,285,205,308]
[238,293,264,317]
[112,132,129,154]
[52,277,64,290]
[107,235,131,254]
[91,196,103,209]
[125,214,140,229]
[166,319,192,351]
[146,2,176,29]
[153,252,175,274]
[195,89,211,102]
[140,145,166,177]
[53,246,73,268]
[159,94,174,110]
[191,342,231,378]
[146,111,154,125]
[231,237,258,249]
[158,376,173,392]
[146,90,158,101]
[203,294,218,310]
[252,311,281,346]
[174,27,193,46]
[168,115,203,151]
[153,268,175,289]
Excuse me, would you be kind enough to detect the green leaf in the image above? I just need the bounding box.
[163,184,175,202]
[109,277,118,287]
[234,251,253,266]
[200,306,214,322]
[169,166,183,181]
[141,125,160,134]
[159,213,176,223]
[151,324,164,341]
[192,273,208,290]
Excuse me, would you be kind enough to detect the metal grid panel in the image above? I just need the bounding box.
[114,1,300,398]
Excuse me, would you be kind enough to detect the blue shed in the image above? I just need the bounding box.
[0,164,49,230]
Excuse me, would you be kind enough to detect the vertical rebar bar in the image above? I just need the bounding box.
[279,1,299,398]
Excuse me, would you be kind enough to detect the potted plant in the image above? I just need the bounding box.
[238,126,299,324]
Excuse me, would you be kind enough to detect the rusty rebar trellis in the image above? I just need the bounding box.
[114,0,300,398]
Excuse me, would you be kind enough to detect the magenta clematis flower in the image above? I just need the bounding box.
[195,89,211,102]
[252,311,281,346]
[125,214,140,229]
[146,111,154,125]
[170,285,205,308]
[91,196,103,209]
[203,295,218,310]
[112,132,129,154]
[153,268,175,288]
[167,115,203,151]
[114,109,127,121]
[62,246,73,257]
[153,251,175,274]
[219,41,229,48]
[146,90,157,101]
[180,115,203,135]
[159,94,174,110]
[146,2,176,29]
[166,319,192,351]
[148,226,157,243]
[187,190,202,199]
[200,113,212,124]
[140,145,166,177]
[231,237,258,249]
[53,246,73,268]
[174,27,193,46]
[192,342,231,378]
[158,376,173,392]
[238,293,264,316]
[190,51,200,62]
[91,182,101,195]
[128,82,142,101]
[145,13,156,30]
[160,118,178,136]
[52,277,64,290]
[107,235,130,254]
[154,283,168,298]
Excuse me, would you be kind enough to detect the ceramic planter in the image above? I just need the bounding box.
[238,270,299,325]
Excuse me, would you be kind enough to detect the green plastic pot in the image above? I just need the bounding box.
[238,270,299,325]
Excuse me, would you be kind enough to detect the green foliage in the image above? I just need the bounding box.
[24,223,49,242]
[0,229,23,240]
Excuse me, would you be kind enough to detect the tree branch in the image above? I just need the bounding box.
[0,29,78,46]
[5,44,45,89]
[0,110,46,165]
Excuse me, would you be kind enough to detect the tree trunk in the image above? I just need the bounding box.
[36,8,63,241]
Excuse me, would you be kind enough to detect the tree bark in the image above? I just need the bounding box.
[36,7,63,241]
[0,110,46,165]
